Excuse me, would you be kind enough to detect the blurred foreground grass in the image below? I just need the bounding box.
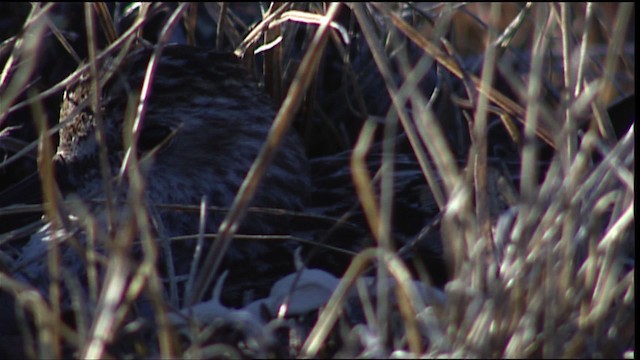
[0,2,634,358]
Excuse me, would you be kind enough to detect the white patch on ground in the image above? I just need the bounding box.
[169,267,446,329]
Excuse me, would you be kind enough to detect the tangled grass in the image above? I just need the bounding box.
[0,3,634,358]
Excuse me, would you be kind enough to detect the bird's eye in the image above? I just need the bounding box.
[138,125,173,153]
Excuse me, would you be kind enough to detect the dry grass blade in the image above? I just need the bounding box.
[234,3,292,57]
[0,5,49,126]
[81,4,189,358]
[0,2,633,358]
[301,247,378,358]
[92,2,118,44]
[352,3,449,209]
[187,2,342,306]
[471,2,501,272]
[350,119,380,241]
[374,3,558,149]
[595,2,633,143]
[4,7,151,117]
[262,3,284,103]
[30,86,66,358]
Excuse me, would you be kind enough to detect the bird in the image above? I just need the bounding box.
[0,38,530,359]
[1,44,458,359]
[9,44,313,310]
